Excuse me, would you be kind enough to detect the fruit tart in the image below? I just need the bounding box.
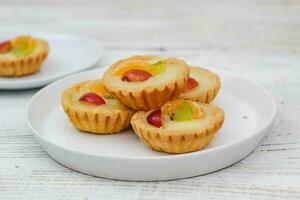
[131,99,224,153]
[103,55,190,110]
[180,67,220,103]
[61,80,135,134]
[0,35,48,77]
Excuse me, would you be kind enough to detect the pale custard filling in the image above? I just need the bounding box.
[0,40,46,60]
[185,71,217,95]
[163,106,213,131]
[71,93,127,111]
[144,102,219,132]
[108,64,181,90]
[70,81,128,111]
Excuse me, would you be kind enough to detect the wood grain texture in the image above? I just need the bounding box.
[0,0,300,199]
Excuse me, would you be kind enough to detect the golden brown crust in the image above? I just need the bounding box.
[61,81,135,134]
[0,39,48,77]
[103,55,190,110]
[131,102,224,153]
[180,67,221,103]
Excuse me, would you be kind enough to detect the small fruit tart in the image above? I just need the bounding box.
[0,35,48,77]
[103,55,190,110]
[180,67,220,103]
[131,99,224,153]
[61,80,135,134]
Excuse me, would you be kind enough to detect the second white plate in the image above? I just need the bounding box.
[0,33,102,89]
[26,68,276,181]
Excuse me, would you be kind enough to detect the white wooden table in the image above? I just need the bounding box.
[1,0,300,199]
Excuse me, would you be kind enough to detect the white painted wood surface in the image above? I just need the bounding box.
[0,0,300,199]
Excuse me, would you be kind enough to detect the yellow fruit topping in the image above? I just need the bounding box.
[11,36,36,57]
[114,63,145,76]
[114,60,166,77]
[86,81,114,99]
[144,61,166,75]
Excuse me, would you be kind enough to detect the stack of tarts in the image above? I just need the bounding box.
[61,55,224,154]
[0,35,48,77]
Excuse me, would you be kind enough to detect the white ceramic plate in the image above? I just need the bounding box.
[0,33,102,89]
[26,68,276,181]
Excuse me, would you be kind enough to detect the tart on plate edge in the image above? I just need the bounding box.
[0,35,49,77]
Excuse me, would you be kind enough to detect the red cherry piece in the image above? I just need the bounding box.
[0,41,12,53]
[79,92,106,105]
[147,109,162,128]
[184,77,199,92]
[122,69,152,82]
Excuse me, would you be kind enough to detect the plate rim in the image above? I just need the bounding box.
[0,33,103,90]
[26,68,277,160]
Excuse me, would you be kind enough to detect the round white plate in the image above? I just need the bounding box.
[26,68,276,181]
[0,33,102,89]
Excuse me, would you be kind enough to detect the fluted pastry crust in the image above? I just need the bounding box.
[0,39,48,77]
[180,67,220,103]
[131,101,224,153]
[103,55,190,110]
[61,80,135,134]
